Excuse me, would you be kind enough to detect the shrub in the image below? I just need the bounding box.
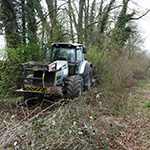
[0,44,43,98]
[0,48,23,97]
[86,43,149,92]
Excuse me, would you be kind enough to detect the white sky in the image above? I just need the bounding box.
[131,0,150,51]
[0,35,5,49]
[0,0,150,51]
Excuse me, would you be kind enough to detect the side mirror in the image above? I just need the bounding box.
[83,47,87,53]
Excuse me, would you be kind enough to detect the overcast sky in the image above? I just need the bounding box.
[134,0,150,51]
[0,35,5,49]
[0,0,150,51]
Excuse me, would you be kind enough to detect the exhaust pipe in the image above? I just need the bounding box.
[43,43,47,62]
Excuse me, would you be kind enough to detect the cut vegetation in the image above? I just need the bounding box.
[0,79,150,149]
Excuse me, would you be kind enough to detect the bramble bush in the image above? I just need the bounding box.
[86,43,149,92]
[0,44,43,98]
[0,47,24,98]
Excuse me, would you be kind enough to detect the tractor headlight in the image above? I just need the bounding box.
[48,63,56,72]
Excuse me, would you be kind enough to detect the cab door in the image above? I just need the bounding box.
[76,49,84,73]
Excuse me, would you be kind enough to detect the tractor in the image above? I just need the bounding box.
[16,43,94,102]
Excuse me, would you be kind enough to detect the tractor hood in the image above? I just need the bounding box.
[48,60,68,72]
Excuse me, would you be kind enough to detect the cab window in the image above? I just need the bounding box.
[77,49,83,61]
[51,47,75,62]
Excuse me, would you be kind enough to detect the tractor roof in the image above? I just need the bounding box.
[51,43,83,48]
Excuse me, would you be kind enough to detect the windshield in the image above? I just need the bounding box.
[51,47,75,63]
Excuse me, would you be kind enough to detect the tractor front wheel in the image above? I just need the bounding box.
[63,75,83,99]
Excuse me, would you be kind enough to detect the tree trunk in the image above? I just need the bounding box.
[1,0,20,48]
[46,0,57,42]
[26,0,37,43]
[77,0,85,43]
[21,0,26,45]
[84,0,89,45]
[35,0,48,47]
[68,0,74,43]
[98,0,115,34]
[115,0,130,29]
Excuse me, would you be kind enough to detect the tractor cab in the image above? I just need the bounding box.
[50,43,87,75]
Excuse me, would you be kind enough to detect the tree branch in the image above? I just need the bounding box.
[131,9,150,20]
[37,2,68,25]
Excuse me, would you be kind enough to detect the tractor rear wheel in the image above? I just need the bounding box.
[83,68,92,91]
[63,75,83,99]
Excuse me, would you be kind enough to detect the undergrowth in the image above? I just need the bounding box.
[0,84,133,149]
[0,78,150,149]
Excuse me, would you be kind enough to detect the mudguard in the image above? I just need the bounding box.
[79,61,92,77]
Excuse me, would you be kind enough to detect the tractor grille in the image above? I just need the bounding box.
[33,71,55,87]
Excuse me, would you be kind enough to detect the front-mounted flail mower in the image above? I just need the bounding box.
[16,43,95,102]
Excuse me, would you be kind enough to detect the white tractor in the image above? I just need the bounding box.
[17,43,94,101]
